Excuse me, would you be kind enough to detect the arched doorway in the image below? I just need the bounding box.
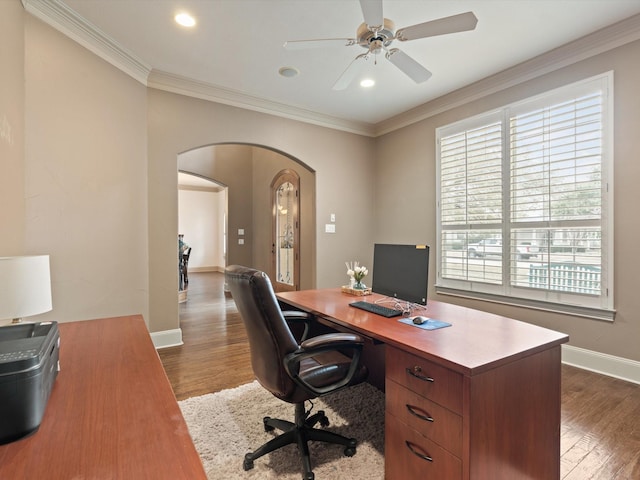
[177,143,315,292]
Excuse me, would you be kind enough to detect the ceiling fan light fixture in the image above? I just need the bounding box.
[369,38,384,55]
[360,78,375,88]
[284,1,478,90]
[356,18,396,49]
[175,12,196,27]
[279,66,299,78]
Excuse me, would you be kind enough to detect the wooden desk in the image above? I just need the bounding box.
[278,289,569,480]
[0,315,206,480]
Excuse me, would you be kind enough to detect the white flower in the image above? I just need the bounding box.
[346,261,368,282]
[353,265,368,282]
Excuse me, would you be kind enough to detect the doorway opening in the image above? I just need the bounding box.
[178,171,227,304]
[176,143,316,323]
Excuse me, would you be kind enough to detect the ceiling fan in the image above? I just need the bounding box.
[284,0,478,90]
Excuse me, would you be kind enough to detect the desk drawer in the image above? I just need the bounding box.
[385,412,462,480]
[386,379,462,457]
[386,346,463,414]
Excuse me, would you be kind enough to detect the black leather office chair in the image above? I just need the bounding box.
[225,265,369,480]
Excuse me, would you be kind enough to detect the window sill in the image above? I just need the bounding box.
[434,285,615,322]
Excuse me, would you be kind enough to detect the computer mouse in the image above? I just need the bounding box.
[412,316,429,325]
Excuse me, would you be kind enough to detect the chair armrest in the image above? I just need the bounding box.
[284,333,365,396]
[282,310,312,341]
[300,332,364,350]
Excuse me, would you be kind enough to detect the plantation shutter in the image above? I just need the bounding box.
[436,73,613,319]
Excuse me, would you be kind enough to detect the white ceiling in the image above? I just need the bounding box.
[33,1,640,133]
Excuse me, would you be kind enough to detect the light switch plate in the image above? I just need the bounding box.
[325,224,336,233]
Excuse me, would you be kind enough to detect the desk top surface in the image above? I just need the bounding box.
[0,315,207,479]
[278,289,569,375]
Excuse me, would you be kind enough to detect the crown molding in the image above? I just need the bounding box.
[375,13,640,136]
[147,70,376,137]
[21,0,375,137]
[22,0,151,85]
[21,1,640,138]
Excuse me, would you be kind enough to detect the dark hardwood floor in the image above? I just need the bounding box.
[158,272,255,400]
[159,272,640,479]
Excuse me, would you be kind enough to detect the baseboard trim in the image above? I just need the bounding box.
[151,328,183,349]
[189,266,224,273]
[562,344,640,385]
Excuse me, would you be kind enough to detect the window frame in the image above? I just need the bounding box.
[435,72,615,321]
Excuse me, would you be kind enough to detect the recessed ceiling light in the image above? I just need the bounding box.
[279,66,299,78]
[175,12,196,27]
[360,79,375,88]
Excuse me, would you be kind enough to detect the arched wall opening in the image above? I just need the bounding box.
[177,143,316,291]
[147,89,376,340]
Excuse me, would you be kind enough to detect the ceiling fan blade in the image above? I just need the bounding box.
[284,38,357,50]
[385,48,432,84]
[396,12,478,41]
[332,53,369,91]
[359,0,384,29]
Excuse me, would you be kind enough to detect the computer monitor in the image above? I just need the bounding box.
[371,244,430,305]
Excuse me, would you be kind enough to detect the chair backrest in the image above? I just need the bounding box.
[225,265,300,400]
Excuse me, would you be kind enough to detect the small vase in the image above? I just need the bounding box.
[353,280,366,290]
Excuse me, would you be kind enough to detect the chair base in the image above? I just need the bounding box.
[243,402,357,480]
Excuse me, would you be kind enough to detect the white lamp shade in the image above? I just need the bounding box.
[0,255,52,321]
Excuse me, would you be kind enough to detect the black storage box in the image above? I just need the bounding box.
[0,321,60,444]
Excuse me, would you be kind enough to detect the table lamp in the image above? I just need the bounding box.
[0,255,52,325]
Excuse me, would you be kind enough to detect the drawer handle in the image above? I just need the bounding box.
[406,366,434,383]
[405,440,433,462]
[406,404,434,423]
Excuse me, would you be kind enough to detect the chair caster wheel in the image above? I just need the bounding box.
[263,416,275,432]
[344,437,357,457]
[303,472,315,480]
[243,453,254,471]
[315,410,330,427]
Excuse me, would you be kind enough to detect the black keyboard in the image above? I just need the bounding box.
[349,301,404,318]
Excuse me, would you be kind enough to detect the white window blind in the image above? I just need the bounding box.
[436,73,613,319]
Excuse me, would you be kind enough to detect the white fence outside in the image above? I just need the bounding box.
[529,263,601,295]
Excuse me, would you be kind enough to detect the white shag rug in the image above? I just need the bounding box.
[179,381,385,479]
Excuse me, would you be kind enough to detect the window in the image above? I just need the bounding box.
[436,73,614,320]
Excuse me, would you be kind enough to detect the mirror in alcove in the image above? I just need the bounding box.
[272,169,299,292]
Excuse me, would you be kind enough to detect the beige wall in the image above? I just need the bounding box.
[148,89,375,332]
[178,188,225,269]
[23,14,149,324]
[11,2,639,364]
[375,40,640,362]
[0,1,25,255]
